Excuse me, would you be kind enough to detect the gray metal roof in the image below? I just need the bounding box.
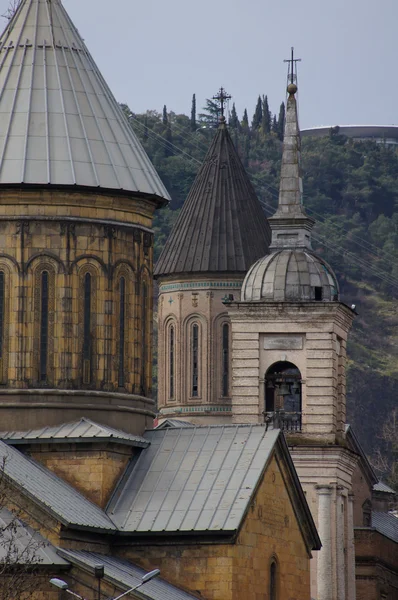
[108,425,280,533]
[371,511,398,543]
[154,118,270,277]
[0,440,116,531]
[58,550,199,600]
[241,249,339,302]
[0,0,169,200]
[0,417,148,448]
[0,507,69,566]
[373,481,397,494]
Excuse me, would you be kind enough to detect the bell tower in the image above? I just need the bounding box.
[228,64,358,600]
[155,89,270,424]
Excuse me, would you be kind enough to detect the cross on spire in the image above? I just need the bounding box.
[212,87,231,119]
[284,47,301,85]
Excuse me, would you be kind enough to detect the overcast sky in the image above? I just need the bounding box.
[0,0,396,128]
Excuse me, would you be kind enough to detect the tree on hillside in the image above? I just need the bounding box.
[241,108,249,131]
[271,114,278,134]
[261,95,271,134]
[162,105,168,126]
[371,408,398,491]
[190,94,197,132]
[198,99,219,127]
[143,114,148,142]
[252,95,262,130]
[229,103,239,129]
[277,102,285,141]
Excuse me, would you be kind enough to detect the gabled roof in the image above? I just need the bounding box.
[371,511,398,543]
[155,118,270,277]
[373,481,396,495]
[0,441,116,532]
[0,417,148,448]
[0,0,169,200]
[0,507,69,566]
[58,549,199,600]
[155,419,194,429]
[345,424,378,487]
[107,424,320,551]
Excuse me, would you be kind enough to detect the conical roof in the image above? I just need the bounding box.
[0,0,170,200]
[155,118,270,277]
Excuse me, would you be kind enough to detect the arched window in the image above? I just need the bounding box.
[270,561,277,600]
[265,361,302,431]
[222,323,229,397]
[118,277,126,388]
[191,323,199,397]
[141,282,147,395]
[169,324,175,399]
[82,272,91,384]
[40,271,49,382]
[0,271,4,361]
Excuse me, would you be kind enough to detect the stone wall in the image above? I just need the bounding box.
[116,454,312,600]
[355,529,398,600]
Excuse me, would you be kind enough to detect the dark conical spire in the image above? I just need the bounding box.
[155,117,270,277]
[268,83,315,250]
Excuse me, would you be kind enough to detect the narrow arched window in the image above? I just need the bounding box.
[169,325,175,399]
[191,323,199,397]
[40,271,49,382]
[141,282,147,394]
[118,277,126,388]
[83,273,91,384]
[222,323,229,396]
[0,272,4,360]
[270,561,277,600]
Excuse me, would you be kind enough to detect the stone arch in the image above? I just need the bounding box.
[264,361,302,431]
[26,251,66,274]
[184,314,206,401]
[70,254,108,275]
[269,554,279,600]
[164,315,178,404]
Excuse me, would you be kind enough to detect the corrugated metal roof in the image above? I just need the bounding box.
[0,507,69,566]
[58,550,199,600]
[155,419,194,429]
[373,481,396,494]
[0,417,148,448]
[0,440,116,531]
[371,511,398,543]
[108,425,279,533]
[0,0,169,200]
[154,118,270,277]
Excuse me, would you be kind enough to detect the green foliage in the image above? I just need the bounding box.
[261,95,271,135]
[190,94,197,132]
[241,108,249,130]
[252,95,262,130]
[229,103,239,129]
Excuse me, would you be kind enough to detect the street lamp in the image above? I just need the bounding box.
[50,568,161,600]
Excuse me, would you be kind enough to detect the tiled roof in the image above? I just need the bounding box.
[58,550,199,600]
[0,418,148,448]
[0,0,169,200]
[0,507,69,566]
[108,425,279,533]
[373,481,396,494]
[155,119,270,277]
[371,511,398,543]
[0,441,115,532]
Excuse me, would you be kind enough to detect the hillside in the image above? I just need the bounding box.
[123,102,398,486]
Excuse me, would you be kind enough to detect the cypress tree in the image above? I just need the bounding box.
[241,108,249,130]
[277,102,285,140]
[190,94,197,131]
[162,105,168,126]
[229,103,239,129]
[262,95,271,134]
[143,113,148,142]
[271,115,278,134]
[165,121,173,157]
[252,95,262,130]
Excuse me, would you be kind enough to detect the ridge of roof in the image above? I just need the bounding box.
[0,440,116,532]
[0,417,149,447]
[0,0,169,200]
[154,120,270,277]
[58,549,199,600]
[345,424,378,486]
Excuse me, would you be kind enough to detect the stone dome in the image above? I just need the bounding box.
[241,249,339,302]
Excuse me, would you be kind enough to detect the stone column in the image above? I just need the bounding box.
[336,487,346,600]
[316,485,333,600]
[346,494,356,600]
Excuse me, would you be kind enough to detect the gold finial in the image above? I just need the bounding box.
[287,83,297,95]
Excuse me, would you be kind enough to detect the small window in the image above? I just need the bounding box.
[169,325,175,399]
[118,277,125,388]
[270,561,277,600]
[314,286,323,301]
[141,282,147,395]
[40,271,49,382]
[0,271,4,359]
[191,324,199,397]
[222,323,229,397]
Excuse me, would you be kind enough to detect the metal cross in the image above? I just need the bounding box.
[284,47,301,85]
[212,87,231,118]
